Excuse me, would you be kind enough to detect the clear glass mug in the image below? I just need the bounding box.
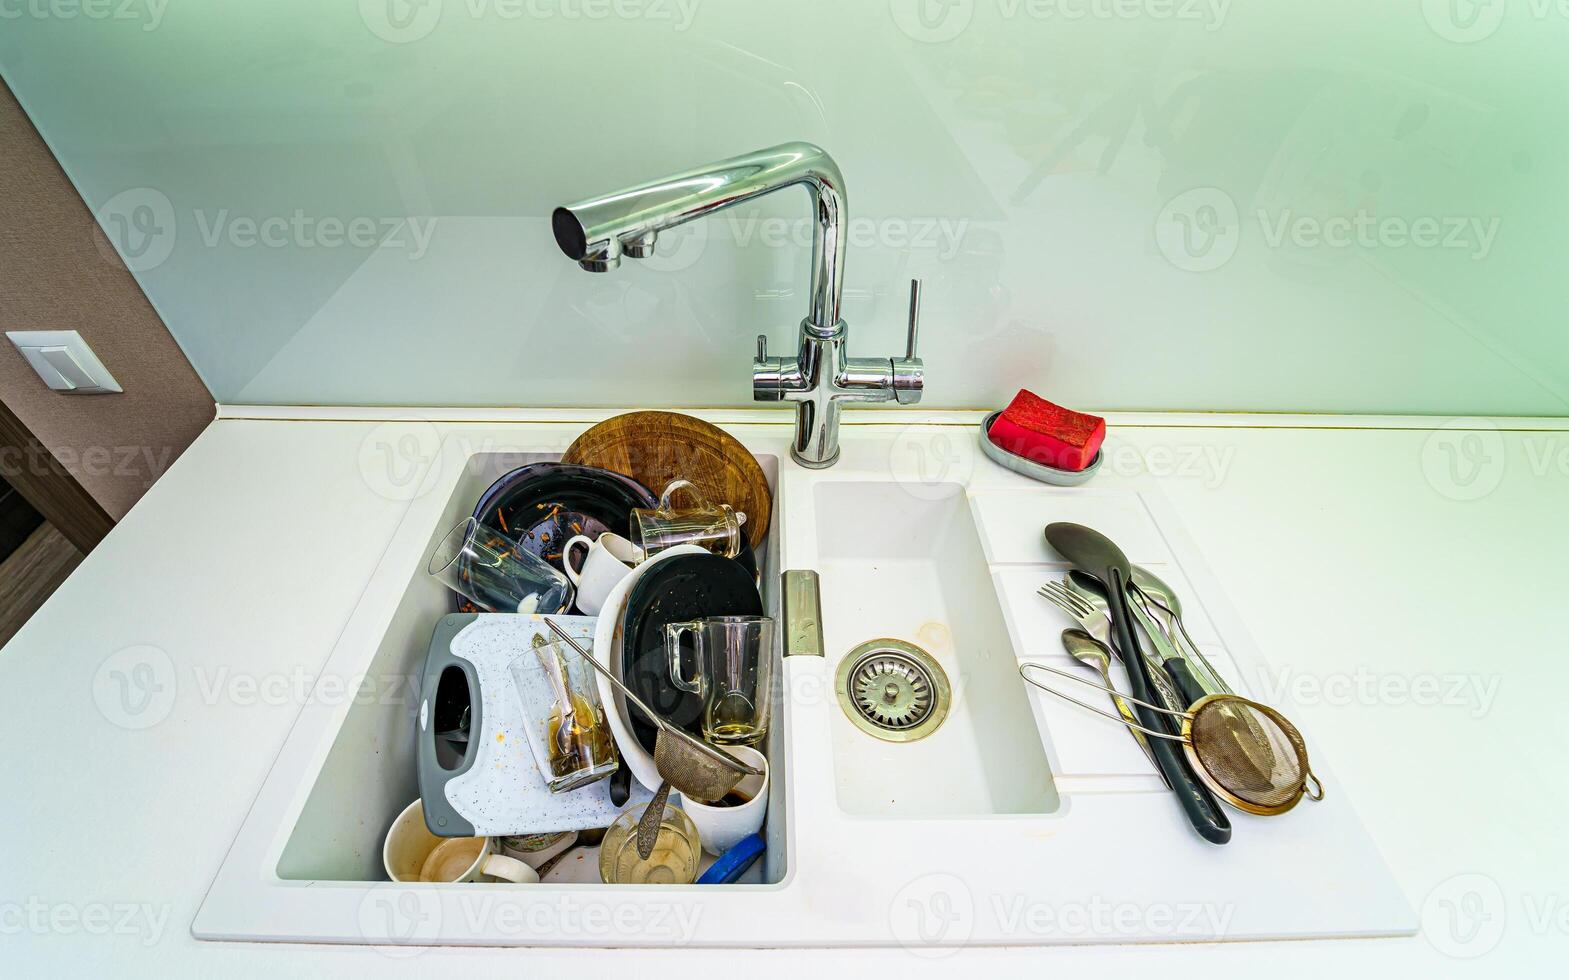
[630,480,747,560]
[664,615,774,745]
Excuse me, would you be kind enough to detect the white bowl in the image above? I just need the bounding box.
[593,544,709,792]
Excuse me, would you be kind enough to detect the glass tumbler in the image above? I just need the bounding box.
[630,480,747,559]
[508,638,619,793]
[427,517,574,614]
[598,803,701,884]
[664,615,775,745]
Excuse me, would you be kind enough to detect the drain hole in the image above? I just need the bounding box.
[836,639,951,742]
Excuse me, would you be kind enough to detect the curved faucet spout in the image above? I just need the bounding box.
[553,141,922,468]
[552,141,846,329]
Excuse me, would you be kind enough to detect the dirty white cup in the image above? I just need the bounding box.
[383,800,539,883]
[679,745,768,857]
[562,532,640,616]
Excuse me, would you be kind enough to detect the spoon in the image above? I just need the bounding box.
[1061,628,1168,787]
[635,780,677,861]
[1044,523,1231,845]
[1131,565,1230,695]
[534,638,580,762]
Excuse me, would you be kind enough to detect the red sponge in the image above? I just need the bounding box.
[987,390,1105,472]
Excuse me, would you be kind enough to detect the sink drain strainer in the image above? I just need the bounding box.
[836,638,951,743]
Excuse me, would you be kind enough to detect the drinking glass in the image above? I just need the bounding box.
[427,517,573,614]
[598,803,700,884]
[664,615,774,745]
[630,480,746,559]
[509,638,619,793]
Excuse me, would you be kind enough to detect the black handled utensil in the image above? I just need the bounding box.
[1044,523,1232,845]
[1162,659,1211,709]
[1067,570,1212,710]
[609,757,632,806]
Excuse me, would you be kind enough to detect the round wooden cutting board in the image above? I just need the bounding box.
[561,412,771,548]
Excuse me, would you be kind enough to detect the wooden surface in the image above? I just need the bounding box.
[0,523,81,646]
[0,397,115,553]
[562,411,771,547]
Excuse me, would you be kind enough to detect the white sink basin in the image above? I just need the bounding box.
[813,482,1055,817]
[273,447,787,886]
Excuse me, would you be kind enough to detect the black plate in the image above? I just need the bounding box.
[621,553,763,753]
[458,463,657,612]
[733,532,758,581]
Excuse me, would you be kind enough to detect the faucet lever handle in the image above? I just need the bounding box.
[756,334,768,362]
[904,279,921,361]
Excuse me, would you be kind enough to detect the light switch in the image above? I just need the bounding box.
[6,330,122,394]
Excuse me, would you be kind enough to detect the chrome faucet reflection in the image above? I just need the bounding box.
[552,142,923,468]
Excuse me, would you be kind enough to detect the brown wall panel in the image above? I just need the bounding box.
[0,76,213,521]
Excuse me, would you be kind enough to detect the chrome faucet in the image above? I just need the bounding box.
[552,141,923,468]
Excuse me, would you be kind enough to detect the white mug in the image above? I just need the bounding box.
[383,800,539,883]
[679,745,768,857]
[561,532,640,616]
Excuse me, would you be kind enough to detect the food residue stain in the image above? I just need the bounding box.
[916,621,952,651]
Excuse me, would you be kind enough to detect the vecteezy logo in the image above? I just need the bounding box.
[357,421,442,501]
[1422,873,1506,958]
[92,646,177,730]
[361,0,443,44]
[1154,187,1240,273]
[889,0,974,43]
[93,188,177,273]
[357,885,442,956]
[888,421,972,501]
[889,872,974,956]
[1420,418,1506,502]
[1421,0,1507,44]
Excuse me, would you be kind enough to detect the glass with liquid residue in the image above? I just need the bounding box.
[664,615,774,745]
[598,804,700,884]
[509,638,618,792]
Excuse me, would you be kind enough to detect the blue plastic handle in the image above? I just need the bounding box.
[696,834,765,884]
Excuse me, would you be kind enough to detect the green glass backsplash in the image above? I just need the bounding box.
[2,2,1563,414]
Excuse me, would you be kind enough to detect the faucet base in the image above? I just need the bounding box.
[790,445,841,470]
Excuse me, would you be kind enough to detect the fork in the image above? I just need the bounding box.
[1037,579,1185,717]
[1037,580,1111,646]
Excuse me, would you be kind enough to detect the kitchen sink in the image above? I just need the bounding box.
[812,482,1056,818]
[194,419,1415,948]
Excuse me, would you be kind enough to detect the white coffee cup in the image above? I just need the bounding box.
[679,745,768,857]
[562,532,641,616]
[383,799,539,883]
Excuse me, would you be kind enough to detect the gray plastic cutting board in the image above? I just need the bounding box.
[416,613,650,837]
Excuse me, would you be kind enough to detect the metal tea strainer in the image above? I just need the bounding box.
[1019,662,1324,816]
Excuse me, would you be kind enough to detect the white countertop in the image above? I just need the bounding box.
[1,408,1563,975]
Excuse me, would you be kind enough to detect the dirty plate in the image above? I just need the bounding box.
[621,553,764,755]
